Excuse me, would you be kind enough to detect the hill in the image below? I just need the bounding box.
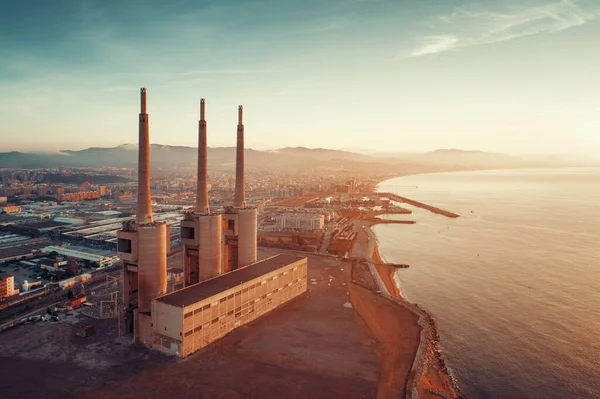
[0,145,593,174]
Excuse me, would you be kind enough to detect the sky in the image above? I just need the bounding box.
[1,0,600,157]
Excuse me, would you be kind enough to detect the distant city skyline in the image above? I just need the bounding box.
[1,0,600,157]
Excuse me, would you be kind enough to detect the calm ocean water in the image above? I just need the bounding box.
[375,167,600,399]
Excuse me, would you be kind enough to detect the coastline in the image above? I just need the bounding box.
[365,222,462,398]
[366,174,463,398]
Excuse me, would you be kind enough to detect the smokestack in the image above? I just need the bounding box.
[234,105,246,208]
[137,88,153,225]
[196,99,210,214]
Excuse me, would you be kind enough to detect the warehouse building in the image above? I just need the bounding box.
[151,254,307,357]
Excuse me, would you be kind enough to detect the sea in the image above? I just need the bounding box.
[374,167,600,399]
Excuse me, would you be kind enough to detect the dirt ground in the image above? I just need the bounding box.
[0,252,381,399]
[350,217,462,399]
[0,242,443,399]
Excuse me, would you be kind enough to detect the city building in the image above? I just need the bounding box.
[277,212,325,232]
[0,204,22,213]
[152,254,307,357]
[58,191,100,201]
[0,276,16,299]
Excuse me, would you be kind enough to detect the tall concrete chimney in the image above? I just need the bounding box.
[234,105,246,208]
[196,99,210,214]
[137,88,153,225]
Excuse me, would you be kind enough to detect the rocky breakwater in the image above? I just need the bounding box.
[375,193,460,218]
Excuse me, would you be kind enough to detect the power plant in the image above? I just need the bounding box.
[222,105,258,272]
[117,88,307,355]
[181,99,222,286]
[117,88,169,345]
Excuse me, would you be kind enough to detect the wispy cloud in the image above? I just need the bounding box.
[410,0,597,57]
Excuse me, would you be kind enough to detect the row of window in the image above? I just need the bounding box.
[182,277,306,338]
[183,265,305,319]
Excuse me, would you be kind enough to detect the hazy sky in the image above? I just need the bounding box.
[1,0,599,156]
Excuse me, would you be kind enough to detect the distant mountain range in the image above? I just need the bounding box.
[0,145,594,174]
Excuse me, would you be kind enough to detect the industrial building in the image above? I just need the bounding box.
[117,88,306,354]
[152,254,307,357]
[42,245,116,269]
[222,105,258,272]
[117,88,170,345]
[60,213,181,250]
[182,101,258,284]
[181,99,222,286]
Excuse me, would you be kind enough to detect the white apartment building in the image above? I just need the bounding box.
[277,213,324,232]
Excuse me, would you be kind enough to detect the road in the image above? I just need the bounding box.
[317,220,339,254]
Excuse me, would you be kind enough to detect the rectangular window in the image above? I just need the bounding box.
[181,226,195,240]
[203,304,210,310]
[184,312,193,319]
[117,238,132,253]
[211,318,218,324]
[184,330,193,337]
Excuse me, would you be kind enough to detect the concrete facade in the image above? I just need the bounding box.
[181,213,222,286]
[222,103,258,271]
[278,213,325,232]
[237,208,257,267]
[182,99,222,287]
[0,276,15,299]
[116,88,168,345]
[151,254,307,358]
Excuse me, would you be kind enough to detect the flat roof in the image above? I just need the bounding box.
[42,246,115,262]
[156,254,306,308]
